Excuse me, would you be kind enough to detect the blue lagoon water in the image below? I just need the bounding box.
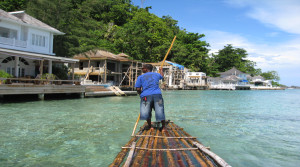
[0,90,300,166]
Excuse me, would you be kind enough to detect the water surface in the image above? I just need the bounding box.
[0,90,299,166]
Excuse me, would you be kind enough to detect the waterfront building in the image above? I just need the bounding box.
[150,61,185,89]
[0,9,78,78]
[184,71,207,89]
[250,75,273,88]
[150,61,207,89]
[208,67,250,90]
[207,67,280,90]
[72,50,141,87]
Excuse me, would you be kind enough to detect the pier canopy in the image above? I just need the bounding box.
[165,61,184,70]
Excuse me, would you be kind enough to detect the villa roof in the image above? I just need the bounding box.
[0,9,63,35]
[218,67,244,76]
[222,75,242,81]
[73,49,135,62]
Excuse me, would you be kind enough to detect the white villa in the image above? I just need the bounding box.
[250,75,272,87]
[208,67,250,90]
[0,9,78,79]
[184,72,207,89]
[207,67,281,90]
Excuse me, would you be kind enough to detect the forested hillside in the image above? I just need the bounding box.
[0,0,280,82]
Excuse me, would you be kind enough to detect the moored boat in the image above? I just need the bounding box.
[110,121,231,167]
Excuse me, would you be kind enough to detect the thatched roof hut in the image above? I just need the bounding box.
[73,50,135,62]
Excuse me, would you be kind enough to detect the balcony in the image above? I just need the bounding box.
[0,36,27,48]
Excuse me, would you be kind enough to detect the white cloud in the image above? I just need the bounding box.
[204,30,255,54]
[225,0,300,34]
[204,30,300,85]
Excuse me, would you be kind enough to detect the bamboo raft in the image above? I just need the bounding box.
[110,121,231,167]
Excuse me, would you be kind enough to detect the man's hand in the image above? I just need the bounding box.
[136,87,142,95]
[159,67,164,77]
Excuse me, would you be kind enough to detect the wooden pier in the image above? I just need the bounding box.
[0,79,137,100]
[0,84,85,100]
[110,121,231,167]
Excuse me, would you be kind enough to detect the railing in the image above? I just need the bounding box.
[0,36,27,48]
[185,83,206,87]
[0,77,81,85]
[209,84,236,90]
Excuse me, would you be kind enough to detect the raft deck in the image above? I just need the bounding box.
[110,121,231,167]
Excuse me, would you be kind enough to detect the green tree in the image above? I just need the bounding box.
[114,9,175,61]
[212,44,258,76]
[261,71,280,81]
[171,32,209,72]
[0,0,28,11]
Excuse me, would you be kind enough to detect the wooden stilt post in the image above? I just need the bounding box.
[104,59,107,83]
[71,63,75,84]
[135,62,138,84]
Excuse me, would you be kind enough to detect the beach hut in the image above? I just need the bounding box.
[73,50,142,87]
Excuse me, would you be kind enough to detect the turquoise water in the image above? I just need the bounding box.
[1,90,300,167]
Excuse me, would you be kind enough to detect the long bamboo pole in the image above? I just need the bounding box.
[131,36,177,136]
[160,36,177,70]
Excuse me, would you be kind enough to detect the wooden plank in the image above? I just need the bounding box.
[113,86,126,96]
[109,86,121,96]
[123,142,136,167]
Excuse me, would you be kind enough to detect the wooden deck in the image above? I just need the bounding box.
[110,121,231,167]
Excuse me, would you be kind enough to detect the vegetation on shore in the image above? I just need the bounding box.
[0,0,283,85]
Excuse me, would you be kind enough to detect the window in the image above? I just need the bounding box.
[12,68,15,75]
[2,56,14,63]
[96,61,100,67]
[2,57,29,65]
[107,62,115,71]
[31,34,46,47]
[6,67,11,75]
[0,26,17,39]
[79,62,83,70]
[19,58,29,65]
[21,68,25,77]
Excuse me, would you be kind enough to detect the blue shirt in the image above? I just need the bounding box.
[135,72,163,98]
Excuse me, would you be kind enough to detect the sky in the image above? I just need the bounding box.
[131,0,300,86]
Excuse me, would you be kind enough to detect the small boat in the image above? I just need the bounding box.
[110,121,231,167]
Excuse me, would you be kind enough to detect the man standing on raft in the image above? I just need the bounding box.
[135,64,166,131]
